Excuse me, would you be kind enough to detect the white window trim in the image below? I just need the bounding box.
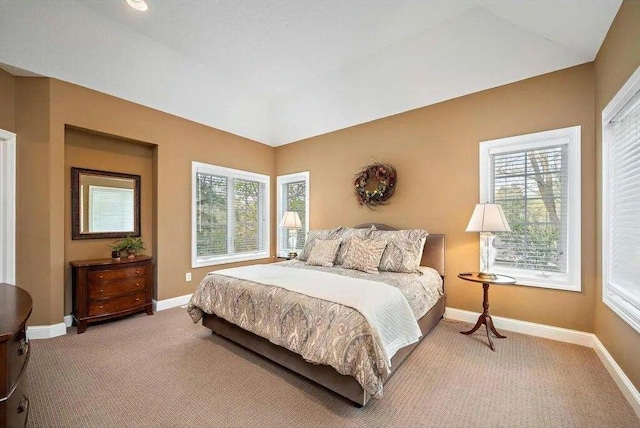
[276,171,309,257]
[479,126,581,292]
[602,63,640,334]
[0,128,16,285]
[191,162,270,268]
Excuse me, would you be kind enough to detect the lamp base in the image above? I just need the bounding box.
[478,271,497,280]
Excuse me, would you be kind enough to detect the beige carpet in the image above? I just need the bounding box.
[26,307,639,428]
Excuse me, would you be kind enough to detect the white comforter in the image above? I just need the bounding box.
[213,264,422,371]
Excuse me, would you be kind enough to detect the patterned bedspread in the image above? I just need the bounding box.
[187,260,443,398]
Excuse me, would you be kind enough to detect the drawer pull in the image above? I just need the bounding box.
[18,338,29,356]
[100,289,104,293]
[17,395,29,414]
[136,283,140,286]
[136,270,140,274]
[99,275,103,279]
[135,298,140,302]
[100,305,103,309]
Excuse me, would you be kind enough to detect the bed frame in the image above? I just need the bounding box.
[202,224,446,406]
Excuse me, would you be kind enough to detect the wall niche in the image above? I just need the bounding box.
[63,126,157,316]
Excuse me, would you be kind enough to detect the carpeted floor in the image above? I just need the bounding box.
[26,307,639,428]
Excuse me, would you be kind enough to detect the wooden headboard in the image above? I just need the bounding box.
[354,223,445,277]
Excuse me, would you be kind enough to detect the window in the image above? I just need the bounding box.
[479,126,581,291]
[277,172,309,257]
[602,64,640,333]
[192,162,270,267]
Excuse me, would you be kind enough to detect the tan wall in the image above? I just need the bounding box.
[0,69,15,132]
[594,1,640,391]
[15,78,54,325]
[276,64,596,332]
[11,78,275,325]
[64,128,155,315]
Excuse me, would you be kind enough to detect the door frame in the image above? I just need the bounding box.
[0,128,16,284]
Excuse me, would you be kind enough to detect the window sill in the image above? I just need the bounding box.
[277,251,302,258]
[492,268,581,292]
[604,290,640,334]
[192,252,270,268]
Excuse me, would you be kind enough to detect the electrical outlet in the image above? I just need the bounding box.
[186,272,192,282]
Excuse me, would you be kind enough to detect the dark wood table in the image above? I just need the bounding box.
[0,283,33,428]
[458,272,516,351]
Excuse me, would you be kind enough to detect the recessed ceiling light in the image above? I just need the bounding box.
[126,0,148,12]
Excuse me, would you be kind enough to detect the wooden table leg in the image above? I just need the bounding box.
[460,282,506,351]
[486,315,506,339]
[485,319,496,351]
[460,314,485,335]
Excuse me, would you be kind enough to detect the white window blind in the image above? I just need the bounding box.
[233,179,264,253]
[192,162,270,267]
[194,174,228,257]
[492,145,568,273]
[480,126,581,291]
[88,186,134,232]
[277,172,309,257]
[603,65,640,333]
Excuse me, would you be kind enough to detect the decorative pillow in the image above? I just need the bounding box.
[342,236,388,274]
[334,226,374,266]
[297,227,342,261]
[370,229,428,273]
[306,239,342,267]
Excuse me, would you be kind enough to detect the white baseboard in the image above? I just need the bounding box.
[26,294,193,340]
[445,307,595,346]
[63,315,73,328]
[446,306,640,418]
[592,336,640,418]
[153,293,193,312]
[27,322,67,339]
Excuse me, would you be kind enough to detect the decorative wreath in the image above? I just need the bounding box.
[354,162,397,208]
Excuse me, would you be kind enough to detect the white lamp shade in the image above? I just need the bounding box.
[126,0,148,11]
[465,203,512,233]
[280,211,302,229]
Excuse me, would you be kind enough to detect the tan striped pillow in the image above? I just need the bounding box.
[370,229,428,273]
[334,226,374,266]
[342,236,387,274]
[297,227,342,261]
[306,239,342,267]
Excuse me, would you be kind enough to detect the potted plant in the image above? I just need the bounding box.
[112,236,146,259]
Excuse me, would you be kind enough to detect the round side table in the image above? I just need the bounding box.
[458,272,516,351]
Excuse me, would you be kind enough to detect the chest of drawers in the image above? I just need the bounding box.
[70,256,154,334]
[0,284,32,428]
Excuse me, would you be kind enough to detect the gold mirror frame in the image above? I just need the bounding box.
[71,167,141,240]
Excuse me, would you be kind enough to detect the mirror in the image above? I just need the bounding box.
[71,167,141,240]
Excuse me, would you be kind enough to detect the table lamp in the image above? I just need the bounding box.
[280,211,302,259]
[465,203,511,279]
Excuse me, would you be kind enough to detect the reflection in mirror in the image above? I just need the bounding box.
[72,168,141,240]
[80,175,134,233]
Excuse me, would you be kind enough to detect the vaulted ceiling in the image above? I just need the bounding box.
[0,0,621,146]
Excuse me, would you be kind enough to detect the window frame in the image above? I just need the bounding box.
[602,64,640,334]
[191,161,270,268]
[276,171,310,257]
[479,126,581,291]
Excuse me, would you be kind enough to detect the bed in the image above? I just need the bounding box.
[187,224,445,406]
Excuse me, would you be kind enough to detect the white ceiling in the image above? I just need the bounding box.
[0,0,621,146]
